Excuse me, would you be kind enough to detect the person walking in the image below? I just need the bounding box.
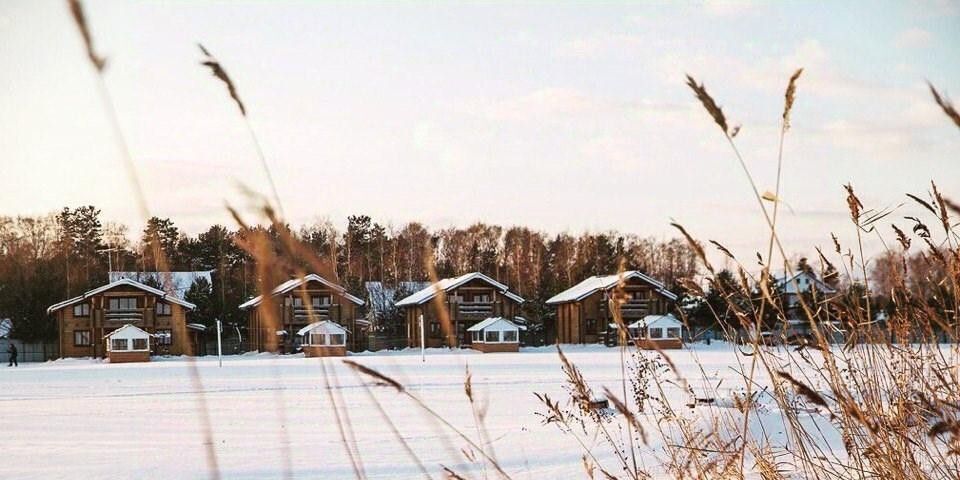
[7,343,17,367]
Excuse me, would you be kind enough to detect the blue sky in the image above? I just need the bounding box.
[1,0,958,269]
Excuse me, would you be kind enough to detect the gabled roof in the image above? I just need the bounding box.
[297,320,348,336]
[545,271,677,305]
[109,271,213,300]
[394,272,525,307]
[627,313,683,330]
[103,323,150,339]
[47,278,197,315]
[775,271,837,295]
[238,274,364,310]
[467,316,527,332]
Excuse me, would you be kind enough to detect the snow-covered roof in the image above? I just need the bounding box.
[238,274,364,310]
[47,278,197,315]
[103,324,150,339]
[467,317,526,332]
[546,271,677,305]
[0,318,11,339]
[395,272,525,307]
[365,281,431,317]
[775,271,837,295]
[186,323,207,332]
[297,321,348,336]
[628,314,683,330]
[109,271,213,300]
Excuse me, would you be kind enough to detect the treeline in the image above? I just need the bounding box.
[0,206,698,342]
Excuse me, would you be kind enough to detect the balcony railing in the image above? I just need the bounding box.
[456,302,494,318]
[292,305,338,321]
[104,309,143,320]
[618,300,652,318]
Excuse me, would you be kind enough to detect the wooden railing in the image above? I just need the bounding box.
[457,302,494,318]
[292,305,338,321]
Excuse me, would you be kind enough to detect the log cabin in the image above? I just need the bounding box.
[47,278,198,358]
[545,271,677,344]
[395,272,525,348]
[240,274,366,353]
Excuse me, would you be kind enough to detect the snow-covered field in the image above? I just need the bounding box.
[0,344,831,479]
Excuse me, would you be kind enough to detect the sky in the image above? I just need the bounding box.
[1,0,958,270]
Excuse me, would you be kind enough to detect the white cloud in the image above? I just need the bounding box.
[894,27,933,49]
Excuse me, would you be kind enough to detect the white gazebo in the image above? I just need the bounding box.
[627,314,684,350]
[467,317,525,353]
[104,324,152,363]
[297,321,348,357]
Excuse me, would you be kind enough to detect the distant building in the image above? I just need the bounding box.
[467,317,525,353]
[775,270,840,341]
[47,278,199,358]
[395,272,525,348]
[545,271,677,344]
[104,324,153,363]
[627,314,684,350]
[239,274,365,353]
[109,271,214,300]
[364,281,431,329]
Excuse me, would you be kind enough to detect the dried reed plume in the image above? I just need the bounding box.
[198,44,284,218]
[928,82,960,129]
[685,74,729,136]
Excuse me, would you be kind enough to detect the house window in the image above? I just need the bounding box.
[312,296,331,307]
[109,297,137,311]
[471,331,480,342]
[73,303,90,317]
[132,338,148,350]
[155,302,172,316]
[111,338,128,351]
[292,297,303,307]
[310,333,326,345]
[74,330,91,346]
[474,294,490,303]
[585,317,597,333]
[329,334,345,346]
[667,328,681,339]
[156,329,172,346]
[485,330,500,343]
[430,322,440,337]
[649,328,663,339]
[503,330,518,342]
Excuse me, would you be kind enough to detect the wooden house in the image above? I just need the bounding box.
[545,271,677,344]
[47,278,198,359]
[297,321,348,357]
[395,272,525,348]
[240,274,366,353]
[104,324,153,363]
[467,317,524,353]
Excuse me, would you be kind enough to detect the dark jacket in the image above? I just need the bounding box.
[7,345,16,356]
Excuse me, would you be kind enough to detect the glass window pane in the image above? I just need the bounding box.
[485,330,499,342]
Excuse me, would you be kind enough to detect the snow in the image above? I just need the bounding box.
[0,343,845,479]
[627,313,683,330]
[47,278,197,314]
[296,321,348,336]
[239,274,364,310]
[109,271,214,300]
[466,317,525,332]
[545,270,677,304]
[394,272,524,307]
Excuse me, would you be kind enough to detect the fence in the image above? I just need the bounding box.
[0,339,59,363]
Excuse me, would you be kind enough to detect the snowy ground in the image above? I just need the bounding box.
[0,344,834,479]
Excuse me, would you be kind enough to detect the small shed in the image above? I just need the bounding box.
[104,324,152,363]
[297,321,348,357]
[627,314,684,350]
[467,317,525,353]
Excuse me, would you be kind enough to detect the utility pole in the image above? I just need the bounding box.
[419,314,425,363]
[216,319,223,368]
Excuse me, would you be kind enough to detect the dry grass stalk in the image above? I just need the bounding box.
[685,74,729,136]
[928,82,960,129]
